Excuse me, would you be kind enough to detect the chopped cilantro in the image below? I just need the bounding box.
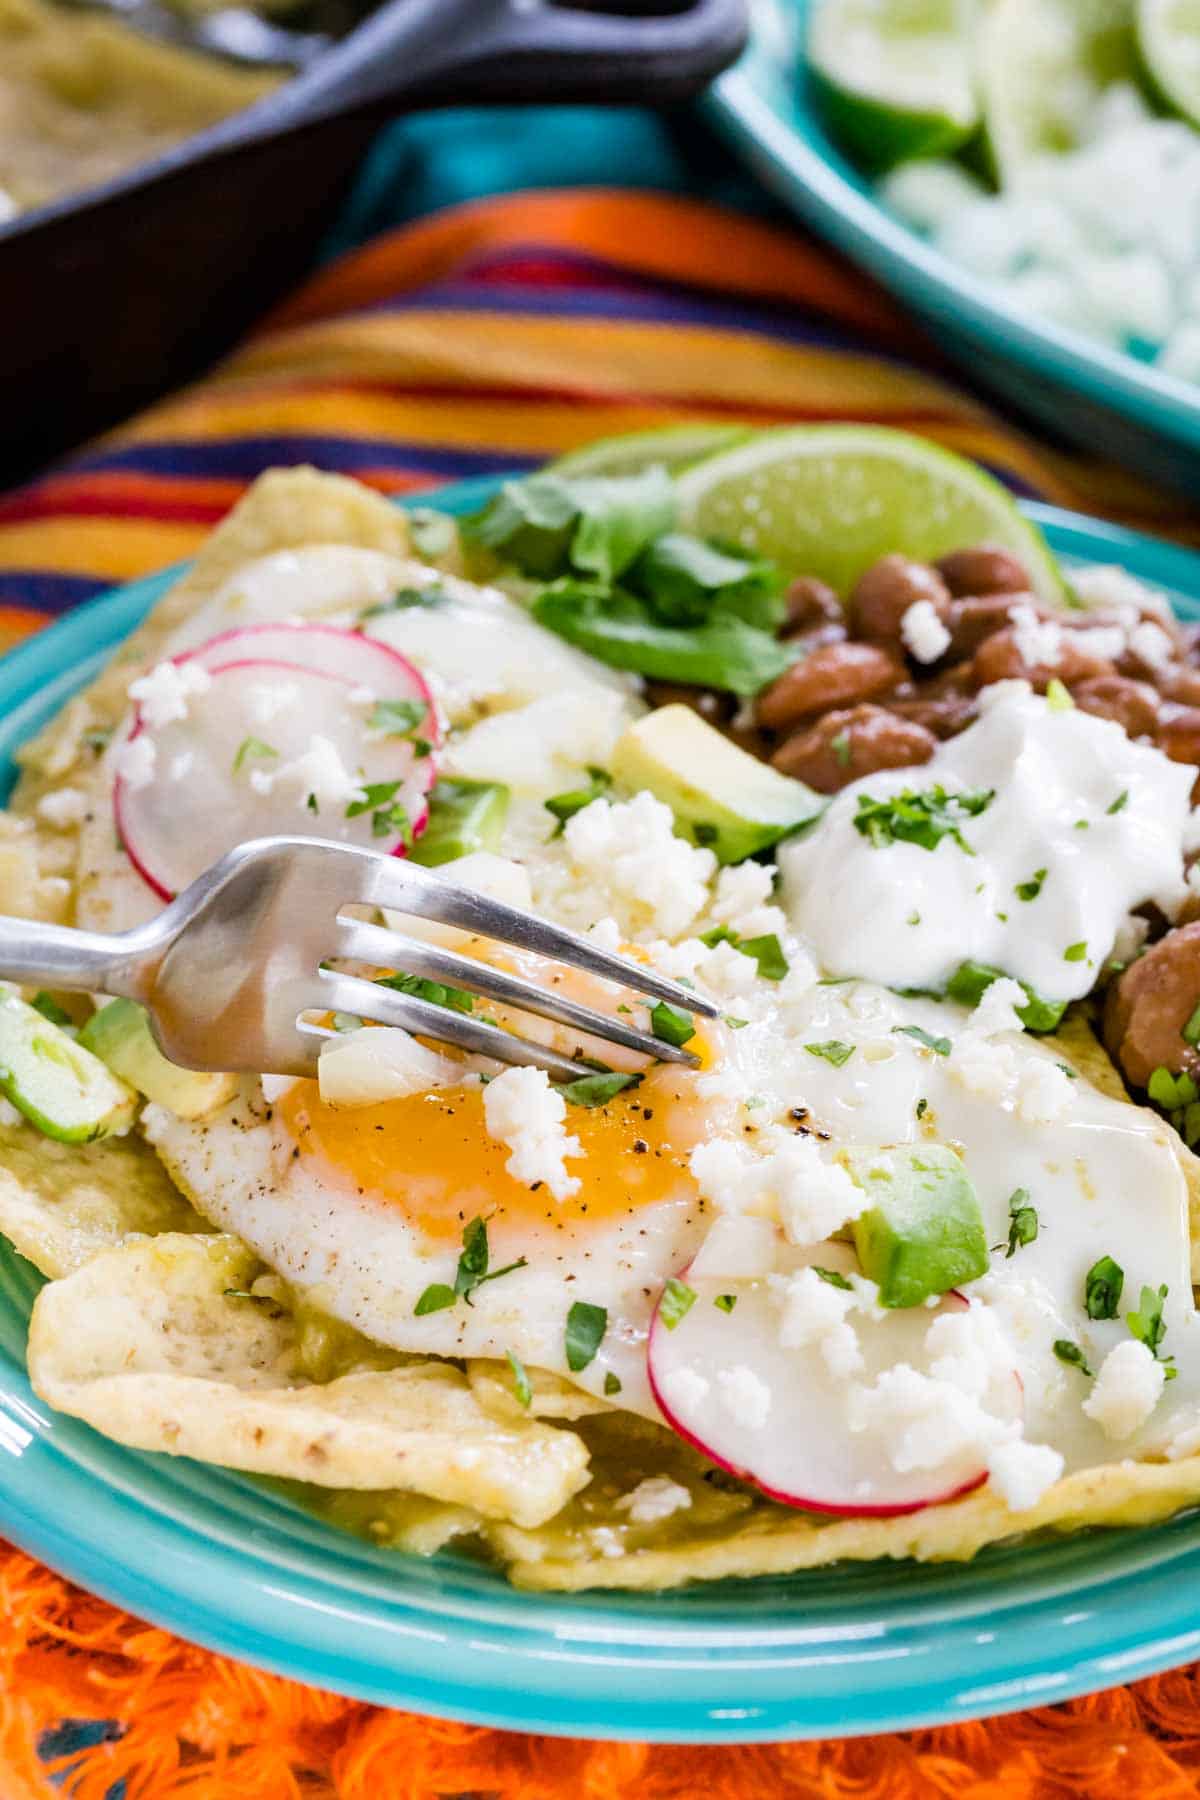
[346,779,412,844]
[1107,790,1130,815]
[1053,1338,1092,1376]
[31,992,72,1028]
[650,1000,696,1050]
[1183,1002,1200,1048]
[1148,1067,1198,1109]
[414,1284,456,1316]
[659,1277,697,1330]
[306,793,319,814]
[852,783,994,855]
[359,585,443,621]
[604,1371,622,1395]
[892,1024,952,1056]
[805,1040,856,1067]
[943,961,1067,1034]
[1045,678,1074,711]
[376,972,475,1015]
[1063,941,1088,962]
[367,697,427,738]
[916,1097,928,1119]
[544,765,612,835]
[813,1266,853,1291]
[454,1216,528,1307]
[1084,1254,1124,1321]
[506,1348,532,1409]
[714,1293,738,1313]
[1015,867,1047,902]
[1127,1282,1171,1363]
[907,910,921,926]
[233,736,278,774]
[831,729,851,768]
[560,1070,642,1107]
[565,1300,608,1372]
[1005,1189,1038,1257]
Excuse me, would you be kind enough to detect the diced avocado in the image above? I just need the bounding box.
[409,779,510,866]
[0,991,137,1142]
[78,998,237,1120]
[849,1143,989,1308]
[611,705,824,864]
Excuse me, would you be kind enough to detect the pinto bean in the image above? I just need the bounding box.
[781,575,843,636]
[1157,704,1200,766]
[935,544,1030,598]
[1104,921,1200,1089]
[1071,675,1162,740]
[850,555,951,649]
[756,641,904,732]
[771,704,935,791]
[968,626,1114,692]
[887,692,978,740]
[1160,667,1200,707]
[944,592,1042,661]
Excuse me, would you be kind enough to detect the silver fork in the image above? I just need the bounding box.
[0,837,716,1079]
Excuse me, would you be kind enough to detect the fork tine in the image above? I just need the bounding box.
[333,917,701,1066]
[329,846,720,1019]
[315,972,608,1083]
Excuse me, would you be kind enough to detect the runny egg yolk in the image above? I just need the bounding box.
[278,1062,716,1247]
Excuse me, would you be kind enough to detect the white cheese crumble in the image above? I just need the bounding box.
[560,793,717,941]
[249,680,301,726]
[659,1366,710,1415]
[716,1364,771,1430]
[1082,1339,1166,1440]
[251,734,367,814]
[35,788,88,829]
[900,598,951,664]
[1073,564,1173,622]
[615,1476,692,1525]
[1010,603,1063,669]
[482,1065,583,1201]
[768,1266,871,1378]
[704,862,788,942]
[1128,620,1175,673]
[114,735,157,791]
[848,1363,1016,1474]
[986,1439,1064,1511]
[689,1127,867,1246]
[127,659,212,729]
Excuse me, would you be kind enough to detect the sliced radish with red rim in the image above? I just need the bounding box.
[114,625,438,900]
[648,1242,1022,1518]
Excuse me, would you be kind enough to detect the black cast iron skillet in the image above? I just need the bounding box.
[2,0,747,483]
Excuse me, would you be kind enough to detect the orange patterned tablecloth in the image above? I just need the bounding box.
[2,190,1200,1798]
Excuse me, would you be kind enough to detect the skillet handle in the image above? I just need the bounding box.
[430,0,749,107]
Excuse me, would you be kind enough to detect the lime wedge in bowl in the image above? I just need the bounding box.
[551,423,754,478]
[1138,0,1200,127]
[807,0,979,174]
[978,0,1139,181]
[673,425,1067,603]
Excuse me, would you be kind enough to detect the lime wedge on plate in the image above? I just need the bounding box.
[673,425,1066,604]
[978,0,1139,180]
[807,0,979,173]
[551,424,753,478]
[1138,0,1200,127]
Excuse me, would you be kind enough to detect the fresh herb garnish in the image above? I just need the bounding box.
[560,1070,642,1107]
[1084,1254,1124,1320]
[84,726,113,751]
[367,697,427,738]
[31,992,72,1028]
[1183,1003,1200,1048]
[376,971,475,1015]
[1128,1282,1171,1364]
[714,1293,738,1313]
[659,1277,697,1330]
[943,960,1067,1034]
[892,1024,952,1056]
[1064,941,1088,963]
[1148,1066,1198,1110]
[907,910,921,926]
[1015,868,1047,902]
[346,779,412,844]
[306,793,319,814]
[700,925,789,981]
[916,1097,928,1119]
[506,1348,532,1409]
[565,1300,608,1372]
[629,531,785,632]
[1108,790,1130,815]
[650,1001,696,1049]
[1005,1189,1038,1257]
[852,784,994,855]
[414,1217,527,1316]
[233,736,278,774]
[1046,678,1074,711]
[469,467,675,583]
[604,1371,622,1395]
[414,1284,456,1316]
[832,729,851,768]
[813,1266,853,1291]
[359,585,444,621]
[544,764,612,834]
[331,1012,361,1033]
[805,1040,856,1067]
[1053,1338,1093,1376]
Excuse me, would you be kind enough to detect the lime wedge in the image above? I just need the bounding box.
[673,426,1066,605]
[979,0,1138,181]
[1137,0,1200,127]
[807,0,979,174]
[551,424,753,479]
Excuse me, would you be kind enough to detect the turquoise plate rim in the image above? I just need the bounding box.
[707,1,1200,452]
[3,480,1200,1742]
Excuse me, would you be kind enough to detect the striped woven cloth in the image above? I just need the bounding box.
[4,189,1200,1799]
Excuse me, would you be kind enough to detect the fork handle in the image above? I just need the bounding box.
[0,914,145,999]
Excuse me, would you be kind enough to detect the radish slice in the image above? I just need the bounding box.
[115,629,438,899]
[648,1243,1022,1518]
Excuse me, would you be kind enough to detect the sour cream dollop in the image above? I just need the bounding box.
[779,687,1193,1000]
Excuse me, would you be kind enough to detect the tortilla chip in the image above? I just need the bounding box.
[494,1450,1200,1592]
[0,1116,201,1278]
[27,1233,590,1527]
[468,1358,614,1424]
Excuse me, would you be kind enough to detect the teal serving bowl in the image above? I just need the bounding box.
[708,0,1200,495]
[3,479,1200,1740]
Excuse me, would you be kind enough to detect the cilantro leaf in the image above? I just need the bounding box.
[805,1039,855,1067]
[650,1001,696,1049]
[233,736,278,774]
[628,532,785,631]
[1183,1002,1200,1048]
[714,1293,738,1313]
[1128,1282,1170,1360]
[452,1216,527,1308]
[359,585,444,621]
[1015,867,1047,902]
[1107,790,1129,815]
[376,971,475,1015]
[659,1277,697,1330]
[506,1348,532,1409]
[414,1284,456,1316]
[367,698,427,738]
[604,1371,622,1395]
[1006,1188,1038,1257]
[943,960,1067,1034]
[1063,941,1088,963]
[565,1300,608,1372]
[813,1266,853,1291]
[1084,1254,1124,1320]
[853,784,994,854]
[701,926,790,981]
[560,1070,642,1107]
[1053,1338,1093,1376]
[892,1023,952,1056]
[544,765,611,835]
[470,468,675,583]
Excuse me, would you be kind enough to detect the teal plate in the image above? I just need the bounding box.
[708,0,1200,493]
[3,480,1200,1742]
